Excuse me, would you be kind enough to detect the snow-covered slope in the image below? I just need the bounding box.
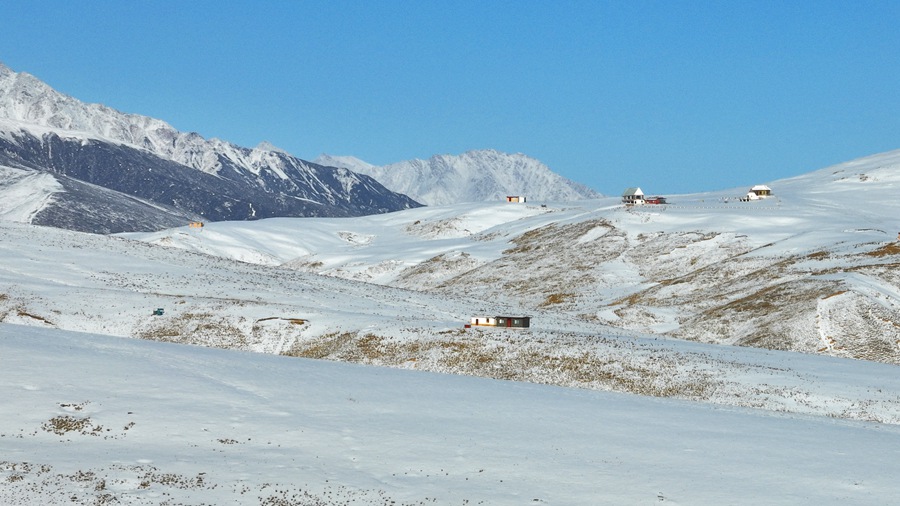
[130,149,900,367]
[0,62,420,232]
[0,165,61,222]
[3,210,900,423]
[4,324,900,505]
[316,149,601,205]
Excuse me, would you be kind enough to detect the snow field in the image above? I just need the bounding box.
[3,325,900,505]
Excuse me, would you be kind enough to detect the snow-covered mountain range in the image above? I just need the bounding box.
[0,62,420,233]
[0,62,599,234]
[316,150,601,206]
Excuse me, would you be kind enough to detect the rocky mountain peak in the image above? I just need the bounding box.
[0,63,422,233]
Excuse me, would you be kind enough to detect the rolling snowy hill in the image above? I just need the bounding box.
[0,147,898,413]
[123,149,900,368]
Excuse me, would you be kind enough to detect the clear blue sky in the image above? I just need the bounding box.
[1,1,898,195]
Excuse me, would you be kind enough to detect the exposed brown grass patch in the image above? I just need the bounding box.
[281,331,720,400]
[255,316,306,325]
[15,310,54,325]
[609,291,646,307]
[540,292,576,307]
[866,242,900,257]
[42,415,103,436]
[136,312,248,348]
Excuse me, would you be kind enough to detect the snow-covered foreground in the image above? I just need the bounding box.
[3,324,900,505]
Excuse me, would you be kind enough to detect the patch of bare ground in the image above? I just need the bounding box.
[812,288,900,364]
[394,251,481,290]
[603,248,800,336]
[404,216,471,239]
[539,292,577,307]
[865,242,900,257]
[625,231,752,281]
[42,415,103,437]
[15,310,55,326]
[432,219,626,309]
[135,311,249,349]
[0,459,421,506]
[680,279,837,350]
[282,330,722,400]
[687,248,900,363]
[0,295,58,326]
[281,257,324,272]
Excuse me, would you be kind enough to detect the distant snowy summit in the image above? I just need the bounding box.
[0,62,420,233]
[316,150,601,206]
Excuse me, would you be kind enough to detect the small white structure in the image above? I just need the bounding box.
[750,185,772,197]
[741,185,773,201]
[506,196,526,203]
[622,187,645,205]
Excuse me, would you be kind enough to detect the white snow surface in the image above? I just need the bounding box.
[0,164,61,221]
[125,201,555,284]
[3,324,900,505]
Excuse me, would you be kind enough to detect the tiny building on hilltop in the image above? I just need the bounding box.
[468,316,531,328]
[622,187,645,205]
[506,195,526,203]
[741,185,773,201]
[750,185,772,197]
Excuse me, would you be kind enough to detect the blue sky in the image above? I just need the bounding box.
[1,1,898,195]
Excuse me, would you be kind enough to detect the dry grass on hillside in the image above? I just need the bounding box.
[865,242,900,257]
[135,311,306,353]
[282,329,722,400]
[431,219,625,310]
